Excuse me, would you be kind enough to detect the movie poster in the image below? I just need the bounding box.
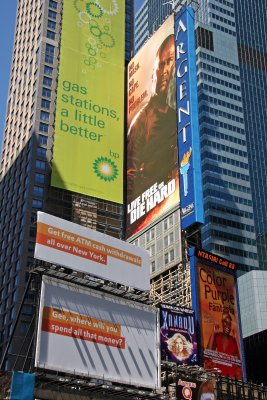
[197,262,243,379]
[126,15,179,238]
[160,304,197,365]
[175,379,217,400]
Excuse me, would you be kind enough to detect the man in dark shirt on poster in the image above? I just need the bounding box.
[127,34,178,203]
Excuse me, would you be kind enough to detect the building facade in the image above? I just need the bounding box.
[234,0,267,271]
[0,0,134,370]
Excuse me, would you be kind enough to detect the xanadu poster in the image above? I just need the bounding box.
[160,304,198,364]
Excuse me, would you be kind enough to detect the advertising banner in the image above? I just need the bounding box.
[175,379,217,400]
[190,249,244,379]
[175,8,204,229]
[160,304,198,365]
[35,277,159,388]
[126,15,179,238]
[51,1,125,203]
[34,212,150,291]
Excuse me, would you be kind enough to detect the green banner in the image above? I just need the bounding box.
[51,1,125,203]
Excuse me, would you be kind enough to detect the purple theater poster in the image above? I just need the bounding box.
[160,304,198,364]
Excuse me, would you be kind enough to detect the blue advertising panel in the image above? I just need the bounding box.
[189,248,246,381]
[10,372,35,400]
[175,8,204,229]
[160,303,198,365]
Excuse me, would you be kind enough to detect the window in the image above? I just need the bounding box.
[47,20,56,30]
[148,244,155,256]
[38,135,48,145]
[40,111,49,122]
[37,147,46,157]
[33,186,44,197]
[45,43,55,64]
[20,321,30,334]
[44,65,53,76]
[41,99,50,109]
[47,30,56,40]
[49,0,58,9]
[35,160,45,170]
[42,87,51,97]
[39,122,49,132]
[35,173,45,184]
[146,228,155,242]
[48,10,57,20]
[43,76,52,87]
[32,199,43,209]
[150,261,155,273]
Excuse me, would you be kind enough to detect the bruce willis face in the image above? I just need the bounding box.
[156,36,175,94]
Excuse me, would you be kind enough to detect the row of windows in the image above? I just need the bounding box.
[213,244,257,262]
[201,139,247,158]
[200,115,244,133]
[206,215,255,233]
[201,127,246,145]
[204,188,252,206]
[203,176,251,195]
[202,151,248,169]
[198,83,242,102]
[199,94,243,113]
[203,228,255,247]
[205,202,253,220]
[209,2,235,17]
[210,12,236,27]
[213,0,234,9]
[212,22,236,36]
[199,105,244,124]
[202,163,250,183]
[199,62,240,81]
[198,51,239,71]
[199,72,241,91]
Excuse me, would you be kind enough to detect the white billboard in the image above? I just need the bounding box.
[35,277,159,388]
[34,212,150,291]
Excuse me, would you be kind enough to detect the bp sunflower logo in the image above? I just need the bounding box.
[93,157,119,181]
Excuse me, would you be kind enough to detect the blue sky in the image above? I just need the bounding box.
[0,1,144,154]
[0,1,17,153]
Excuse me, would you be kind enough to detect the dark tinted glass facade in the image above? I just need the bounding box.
[234,0,267,270]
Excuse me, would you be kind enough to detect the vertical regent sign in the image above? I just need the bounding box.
[51,1,125,203]
[175,8,204,229]
[126,15,180,238]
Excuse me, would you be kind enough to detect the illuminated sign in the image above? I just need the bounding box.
[126,15,179,238]
[51,1,125,203]
[190,248,245,380]
[160,304,198,365]
[195,248,237,271]
[175,8,204,229]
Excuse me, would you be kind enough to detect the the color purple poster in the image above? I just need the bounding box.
[160,304,198,364]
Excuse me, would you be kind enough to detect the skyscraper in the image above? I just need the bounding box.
[0,0,133,370]
[234,0,267,271]
[134,0,259,274]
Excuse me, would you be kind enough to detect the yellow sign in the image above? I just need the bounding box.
[51,1,125,203]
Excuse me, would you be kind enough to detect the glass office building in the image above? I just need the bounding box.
[134,0,260,273]
[234,0,267,271]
